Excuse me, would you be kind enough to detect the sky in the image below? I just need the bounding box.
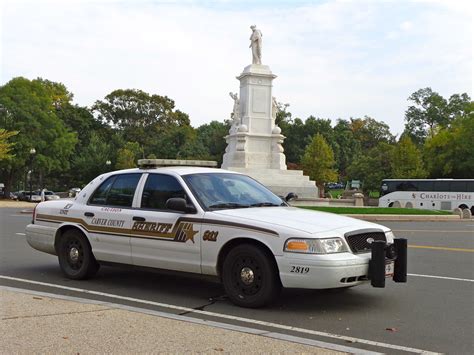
[1,0,472,136]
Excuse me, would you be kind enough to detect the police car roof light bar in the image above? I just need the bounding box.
[137,159,218,169]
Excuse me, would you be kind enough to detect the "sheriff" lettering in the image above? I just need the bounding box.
[132,221,173,234]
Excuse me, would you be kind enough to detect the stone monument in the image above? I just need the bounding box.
[222,26,319,198]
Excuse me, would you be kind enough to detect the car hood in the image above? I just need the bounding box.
[210,207,387,235]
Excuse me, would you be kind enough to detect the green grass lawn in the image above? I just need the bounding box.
[327,189,343,198]
[299,206,452,215]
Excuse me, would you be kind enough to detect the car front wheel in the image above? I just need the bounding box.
[222,244,281,308]
[58,229,99,279]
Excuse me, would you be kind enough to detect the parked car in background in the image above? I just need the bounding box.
[10,191,20,200]
[18,191,42,202]
[40,191,61,201]
[326,182,345,189]
[17,191,29,201]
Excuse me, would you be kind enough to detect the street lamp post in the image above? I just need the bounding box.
[106,160,111,171]
[29,148,36,201]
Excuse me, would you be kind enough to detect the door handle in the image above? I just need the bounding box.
[133,216,146,222]
[84,212,94,217]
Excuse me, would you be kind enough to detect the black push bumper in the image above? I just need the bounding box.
[369,238,407,288]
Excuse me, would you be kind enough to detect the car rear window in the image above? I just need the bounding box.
[89,174,141,207]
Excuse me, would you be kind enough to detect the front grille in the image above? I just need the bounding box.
[345,231,386,253]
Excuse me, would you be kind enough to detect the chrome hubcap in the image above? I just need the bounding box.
[69,247,79,262]
[240,267,255,285]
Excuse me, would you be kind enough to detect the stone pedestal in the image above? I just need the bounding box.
[222,64,319,198]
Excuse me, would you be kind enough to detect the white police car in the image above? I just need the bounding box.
[26,160,406,308]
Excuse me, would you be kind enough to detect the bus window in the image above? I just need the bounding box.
[450,181,467,192]
[380,180,397,196]
[467,181,474,192]
[434,181,450,192]
[417,181,434,191]
[396,182,417,191]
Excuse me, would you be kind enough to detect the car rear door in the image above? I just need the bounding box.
[85,173,142,264]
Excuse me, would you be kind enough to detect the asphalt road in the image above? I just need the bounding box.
[1,207,473,354]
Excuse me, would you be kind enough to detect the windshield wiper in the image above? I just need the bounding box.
[208,202,250,210]
[249,202,283,207]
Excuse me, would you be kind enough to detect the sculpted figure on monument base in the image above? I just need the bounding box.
[249,25,262,65]
[229,92,241,132]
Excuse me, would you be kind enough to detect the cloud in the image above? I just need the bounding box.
[1,0,471,136]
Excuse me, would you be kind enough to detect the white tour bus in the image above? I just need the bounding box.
[379,179,474,214]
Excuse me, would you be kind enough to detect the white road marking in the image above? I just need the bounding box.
[408,273,474,283]
[15,233,26,236]
[0,286,377,355]
[0,275,438,354]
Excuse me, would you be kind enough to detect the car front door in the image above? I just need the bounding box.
[130,173,202,273]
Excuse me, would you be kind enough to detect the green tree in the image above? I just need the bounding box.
[281,116,335,165]
[177,139,209,160]
[333,119,360,179]
[350,116,395,150]
[93,89,191,158]
[423,104,474,178]
[280,117,305,164]
[391,136,427,178]
[196,121,230,164]
[0,129,18,161]
[71,132,113,185]
[347,142,394,194]
[404,88,471,144]
[301,134,338,195]
[0,77,77,194]
[116,142,142,170]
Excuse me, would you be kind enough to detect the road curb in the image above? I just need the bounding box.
[345,214,461,222]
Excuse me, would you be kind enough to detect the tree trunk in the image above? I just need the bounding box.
[317,183,325,198]
[2,168,14,199]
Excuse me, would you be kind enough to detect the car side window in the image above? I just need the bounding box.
[141,174,187,210]
[89,174,141,207]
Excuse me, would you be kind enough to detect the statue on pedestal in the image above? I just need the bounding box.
[229,92,240,132]
[272,96,279,120]
[249,25,262,65]
[222,25,319,198]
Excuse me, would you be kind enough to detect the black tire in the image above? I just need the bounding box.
[58,229,99,279]
[222,244,281,308]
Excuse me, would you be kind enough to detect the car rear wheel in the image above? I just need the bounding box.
[222,244,281,308]
[58,229,99,279]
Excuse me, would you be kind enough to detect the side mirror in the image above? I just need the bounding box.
[165,197,196,214]
[285,192,298,202]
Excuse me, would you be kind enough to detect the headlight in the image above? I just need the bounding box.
[385,230,395,243]
[284,238,348,254]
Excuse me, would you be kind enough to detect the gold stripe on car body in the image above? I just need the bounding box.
[35,214,279,241]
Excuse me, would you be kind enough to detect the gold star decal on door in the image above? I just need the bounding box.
[184,227,199,243]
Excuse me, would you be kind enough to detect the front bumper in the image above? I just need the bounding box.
[277,238,407,289]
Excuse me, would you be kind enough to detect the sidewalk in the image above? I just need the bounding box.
[1,289,346,354]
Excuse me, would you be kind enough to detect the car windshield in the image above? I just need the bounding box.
[183,173,285,210]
